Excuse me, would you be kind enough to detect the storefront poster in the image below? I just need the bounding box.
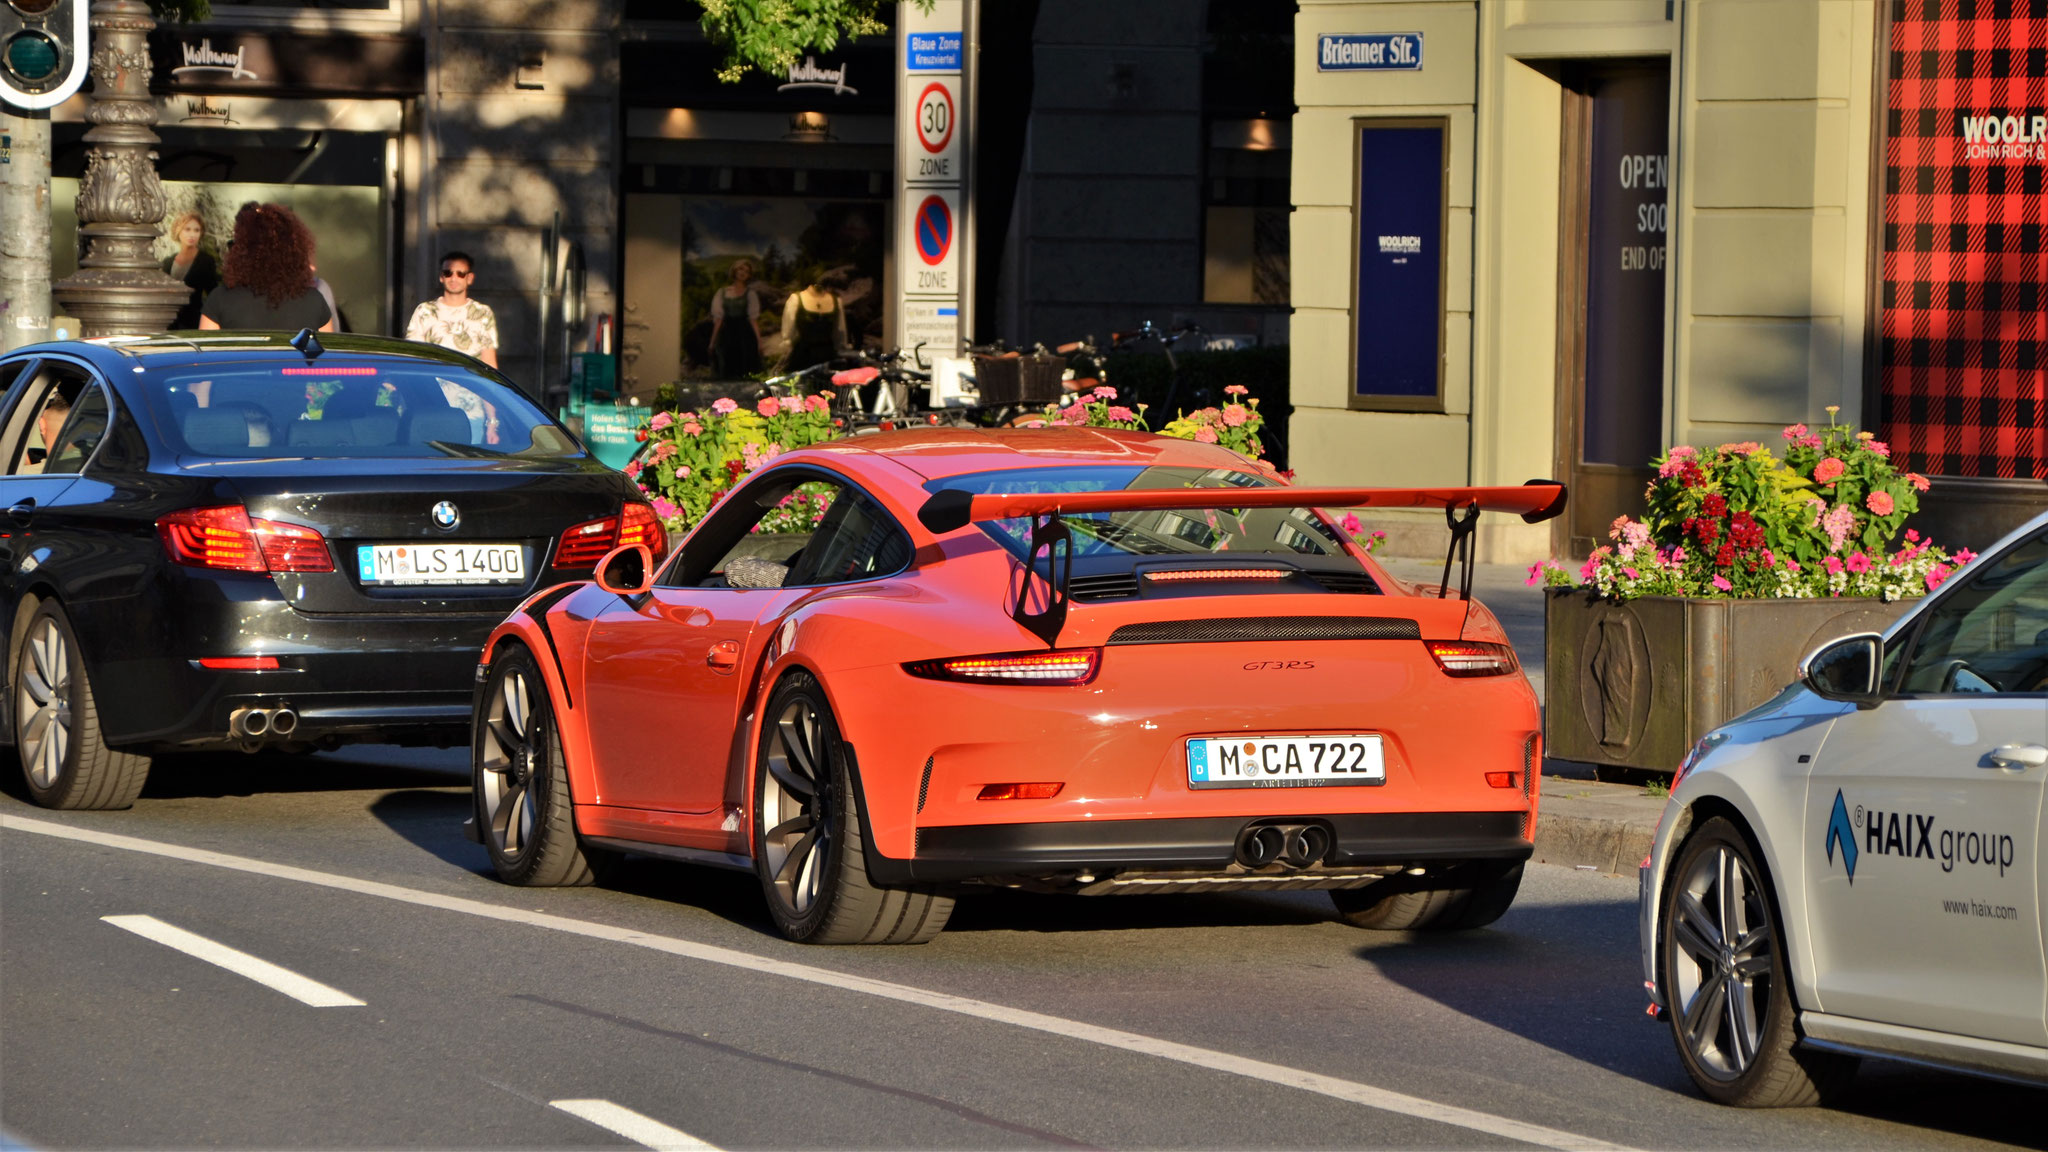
[1580,68,1668,469]
[1350,119,1445,410]
[1880,4,2048,479]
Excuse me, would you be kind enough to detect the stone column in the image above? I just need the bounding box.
[51,0,186,337]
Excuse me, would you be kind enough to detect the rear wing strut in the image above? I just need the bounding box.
[918,480,1567,645]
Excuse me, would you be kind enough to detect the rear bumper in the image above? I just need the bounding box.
[865,811,1532,886]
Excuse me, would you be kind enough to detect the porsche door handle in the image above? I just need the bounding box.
[705,640,740,673]
[1987,744,2048,769]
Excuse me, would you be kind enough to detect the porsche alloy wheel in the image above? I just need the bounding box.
[475,648,601,887]
[753,672,952,944]
[14,602,150,810]
[1659,817,1855,1106]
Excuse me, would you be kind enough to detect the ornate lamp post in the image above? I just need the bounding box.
[51,0,186,336]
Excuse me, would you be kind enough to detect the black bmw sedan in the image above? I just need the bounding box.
[0,332,663,810]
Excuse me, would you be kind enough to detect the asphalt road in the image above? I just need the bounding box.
[2,745,2043,1151]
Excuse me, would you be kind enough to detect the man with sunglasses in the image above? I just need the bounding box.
[405,252,503,443]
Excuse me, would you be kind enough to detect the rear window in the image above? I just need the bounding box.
[924,465,1354,560]
[141,360,582,459]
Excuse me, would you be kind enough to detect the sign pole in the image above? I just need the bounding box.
[894,0,969,361]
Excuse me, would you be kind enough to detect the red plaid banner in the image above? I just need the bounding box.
[1880,0,2048,480]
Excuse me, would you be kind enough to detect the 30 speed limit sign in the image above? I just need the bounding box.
[916,81,955,153]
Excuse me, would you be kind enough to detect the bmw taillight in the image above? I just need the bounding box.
[1426,640,1518,677]
[157,506,335,574]
[553,515,619,570]
[905,648,1101,685]
[617,501,668,560]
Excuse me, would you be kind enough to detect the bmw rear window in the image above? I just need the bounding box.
[924,465,1355,560]
[140,361,582,459]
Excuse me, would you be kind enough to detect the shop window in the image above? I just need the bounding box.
[1203,123,1290,306]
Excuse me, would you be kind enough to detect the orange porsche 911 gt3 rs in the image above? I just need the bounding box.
[467,428,1564,944]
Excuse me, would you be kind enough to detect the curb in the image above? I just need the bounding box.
[1532,814,1657,876]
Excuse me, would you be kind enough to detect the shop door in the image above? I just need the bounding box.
[1555,62,1670,556]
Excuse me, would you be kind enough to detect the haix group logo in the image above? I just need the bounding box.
[1823,788,2018,881]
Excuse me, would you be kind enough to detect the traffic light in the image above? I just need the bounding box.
[2,0,88,111]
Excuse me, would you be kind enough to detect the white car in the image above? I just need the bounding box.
[1640,511,2048,1106]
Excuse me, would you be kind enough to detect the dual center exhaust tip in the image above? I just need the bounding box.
[229,705,298,745]
[1234,822,1332,871]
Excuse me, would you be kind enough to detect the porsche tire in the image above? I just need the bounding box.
[474,646,603,887]
[15,602,150,810]
[1329,861,1522,931]
[1659,816,1856,1107]
[754,672,952,944]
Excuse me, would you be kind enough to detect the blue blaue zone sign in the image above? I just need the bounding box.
[1318,32,1423,72]
[906,31,962,71]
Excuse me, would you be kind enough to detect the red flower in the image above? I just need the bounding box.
[1702,493,1728,518]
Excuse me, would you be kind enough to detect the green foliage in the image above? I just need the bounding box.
[698,0,931,83]
[628,395,840,529]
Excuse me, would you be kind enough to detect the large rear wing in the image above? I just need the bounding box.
[917,479,1567,647]
[917,482,1566,535]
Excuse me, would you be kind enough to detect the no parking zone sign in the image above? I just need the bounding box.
[896,0,969,358]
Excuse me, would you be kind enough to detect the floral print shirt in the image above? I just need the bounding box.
[405,299,498,358]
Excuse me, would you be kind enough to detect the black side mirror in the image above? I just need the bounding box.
[595,544,654,596]
[1800,632,1885,706]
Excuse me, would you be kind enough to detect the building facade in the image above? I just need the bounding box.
[1290,0,2047,560]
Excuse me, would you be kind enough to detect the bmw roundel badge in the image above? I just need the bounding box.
[431,501,461,531]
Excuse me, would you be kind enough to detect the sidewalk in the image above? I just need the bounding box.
[1378,557,1664,875]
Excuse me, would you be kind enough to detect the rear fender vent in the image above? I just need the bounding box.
[1106,616,1423,645]
[917,756,935,813]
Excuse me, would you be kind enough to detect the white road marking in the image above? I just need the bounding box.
[550,1099,718,1150]
[100,914,365,1007]
[11,815,1627,1151]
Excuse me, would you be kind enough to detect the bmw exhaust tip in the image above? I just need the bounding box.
[269,708,298,737]
[231,707,270,738]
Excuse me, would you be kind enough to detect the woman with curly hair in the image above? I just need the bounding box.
[199,203,335,332]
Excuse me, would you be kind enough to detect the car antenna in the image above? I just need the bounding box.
[289,328,325,360]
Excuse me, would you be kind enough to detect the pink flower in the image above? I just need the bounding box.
[1954,548,1978,565]
[1866,490,1895,516]
[1711,575,1732,591]
[1221,404,1250,427]
[1822,556,1844,575]
[651,497,681,520]
[1193,426,1219,444]
[1060,403,1091,425]
[1905,529,1920,542]
[1580,553,1602,582]
[1846,552,1873,574]
[1782,423,1809,440]
[1526,564,1545,587]
[1719,441,1762,456]
[1107,406,1136,422]
[1905,472,1930,492]
[1799,435,1823,449]
[1821,504,1857,551]
[780,395,805,414]
[682,421,704,436]
[1092,385,1117,400]
[756,397,780,417]
[652,441,676,461]
[803,394,829,413]
[623,460,642,478]
[649,412,673,432]
[1623,568,1640,581]
[712,397,739,415]
[674,465,690,479]
[1866,440,1890,458]
[1813,457,1845,484]
[1224,384,1249,396]
[1341,514,1364,534]
[1926,564,1953,591]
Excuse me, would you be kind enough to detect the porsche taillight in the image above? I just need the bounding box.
[1426,640,1518,677]
[905,648,1102,686]
[157,506,334,574]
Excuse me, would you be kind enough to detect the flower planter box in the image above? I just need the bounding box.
[1543,589,1916,774]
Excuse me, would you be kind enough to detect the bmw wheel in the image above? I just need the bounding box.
[474,646,603,887]
[753,671,952,944]
[1659,816,1856,1106]
[14,602,150,810]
